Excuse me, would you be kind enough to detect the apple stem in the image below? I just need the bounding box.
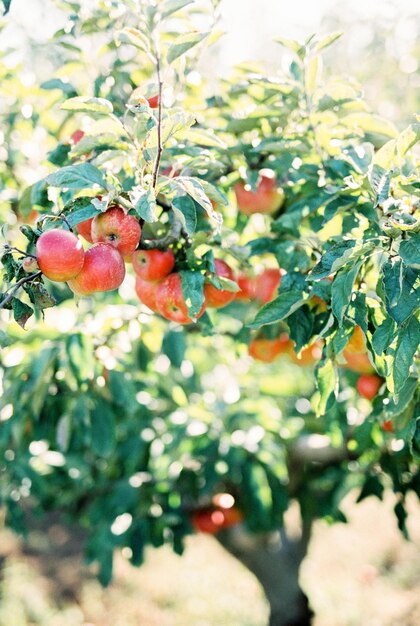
[0,271,42,309]
[151,48,163,191]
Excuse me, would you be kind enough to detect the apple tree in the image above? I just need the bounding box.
[0,2,419,625]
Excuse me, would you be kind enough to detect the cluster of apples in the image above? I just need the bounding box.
[35,206,141,295]
[249,332,324,366]
[134,256,238,324]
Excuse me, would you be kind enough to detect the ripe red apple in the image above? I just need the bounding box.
[36,229,85,282]
[22,256,39,273]
[356,374,383,400]
[67,243,125,295]
[236,273,255,301]
[343,326,375,374]
[70,129,85,145]
[156,272,206,324]
[147,94,159,109]
[204,259,237,309]
[191,506,243,534]
[135,275,161,312]
[236,268,281,304]
[132,248,175,281]
[382,419,394,433]
[76,217,94,243]
[234,168,285,215]
[254,268,282,304]
[248,334,293,363]
[91,206,141,256]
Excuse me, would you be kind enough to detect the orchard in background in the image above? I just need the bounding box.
[0,1,419,625]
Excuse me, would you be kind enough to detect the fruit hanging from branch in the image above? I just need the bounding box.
[235,168,285,215]
[36,229,85,282]
[67,243,125,296]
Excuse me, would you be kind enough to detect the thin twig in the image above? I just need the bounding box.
[152,47,163,190]
[3,245,36,259]
[0,271,42,309]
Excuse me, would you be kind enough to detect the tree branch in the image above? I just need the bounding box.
[0,271,42,309]
[152,47,163,191]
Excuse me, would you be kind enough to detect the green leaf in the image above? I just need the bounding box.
[90,397,116,457]
[331,260,363,324]
[381,259,420,324]
[315,359,337,416]
[399,234,420,269]
[369,164,391,204]
[2,0,13,15]
[310,240,357,279]
[167,31,209,64]
[115,27,151,54]
[161,0,194,19]
[393,317,420,393]
[396,122,420,159]
[179,270,205,319]
[248,290,305,329]
[48,143,71,166]
[287,306,314,351]
[182,128,227,149]
[372,317,397,356]
[41,78,77,96]
[65,198,101,227]
[12,298,33,329]
[172,195,197,235]
[132,189,158,222]
[170,177,223,230]
[314,32,343,52]
[61,96,113,114]
[24,283,56,311]
[47,164,107,190]
[162,329,186,368]
[274,37,303,55]
[386,377,418,418]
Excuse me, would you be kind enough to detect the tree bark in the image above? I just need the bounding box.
[217,522,313,626]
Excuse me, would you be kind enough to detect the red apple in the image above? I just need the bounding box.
[76,217,94,243]
[70,129,85,145]
[67,243,125,295]
[36,229,85,282]
[156,272,206,324]
[382,419,394,433]
[91,206,141,256]
[234,168,285,215]
[132,248,175,281]
[135,275,161,312]
[147,94,159,109]
[236,273,255,301]
[191,506,243,534]
[356,374,383,400]
[248,334,293,363]
[254,268,281,304]
[204,259,237,309]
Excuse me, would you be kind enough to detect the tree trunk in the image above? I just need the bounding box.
[217,523,313,626]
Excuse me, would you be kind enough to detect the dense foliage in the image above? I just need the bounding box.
[1,0,419,586]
